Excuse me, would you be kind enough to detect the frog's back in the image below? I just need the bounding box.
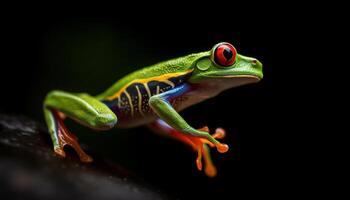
[96,53,205,127]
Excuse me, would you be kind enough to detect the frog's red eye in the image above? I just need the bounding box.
[214,43,237,67]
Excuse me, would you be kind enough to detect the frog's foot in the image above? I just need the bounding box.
[172,126,228,177]
[53,111,93,163]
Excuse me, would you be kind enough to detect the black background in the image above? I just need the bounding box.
[0,3,331,199]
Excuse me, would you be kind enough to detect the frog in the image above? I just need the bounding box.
[43,42,263,177]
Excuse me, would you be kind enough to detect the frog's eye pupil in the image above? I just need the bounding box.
[223,48,233,60]
[214,43,237,67]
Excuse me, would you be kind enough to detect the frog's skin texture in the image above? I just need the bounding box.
[43,42,263,177]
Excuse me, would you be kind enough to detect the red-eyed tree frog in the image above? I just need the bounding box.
[43,42,263,177]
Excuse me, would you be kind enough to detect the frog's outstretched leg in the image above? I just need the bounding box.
[148,119,226,177]
[43,90,117,162]
[148,84,229,174]
[149,84,229,153]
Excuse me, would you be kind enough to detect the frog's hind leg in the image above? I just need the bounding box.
[43,90,118,162]
[43,108,94,162]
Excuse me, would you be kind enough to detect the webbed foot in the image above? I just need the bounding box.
[53,111,93,163]
[172,126,228,177]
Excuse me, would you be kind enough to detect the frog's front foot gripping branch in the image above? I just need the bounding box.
[150,120,228,177]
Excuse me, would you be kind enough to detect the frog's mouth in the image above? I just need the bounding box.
[221,74,261,80]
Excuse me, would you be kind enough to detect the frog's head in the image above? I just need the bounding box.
[188,42,263,91]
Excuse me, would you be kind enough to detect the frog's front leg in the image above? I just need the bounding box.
[43,90,117,162]
[148,84,229,171]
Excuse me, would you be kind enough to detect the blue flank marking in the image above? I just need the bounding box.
[101,99,115,108]
[101,99,119,112]
[157,83,191,101]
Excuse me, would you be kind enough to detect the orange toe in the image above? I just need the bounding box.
[54,147,66,158]
[213,128,226,139]
[196,149,203,171]
[205,162,217,177]
[216,143,229,153]
[198,126,209,132]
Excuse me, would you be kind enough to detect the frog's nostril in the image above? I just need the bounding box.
[251,59,257,64]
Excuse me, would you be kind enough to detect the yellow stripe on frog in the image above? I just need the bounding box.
[106,69,193,101]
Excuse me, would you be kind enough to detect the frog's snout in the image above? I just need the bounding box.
[247,58,263,79]
[252,59,262,68]
[240,55,261,66]
[249,58,261,66]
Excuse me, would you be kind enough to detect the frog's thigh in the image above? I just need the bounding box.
[45,90,117,130]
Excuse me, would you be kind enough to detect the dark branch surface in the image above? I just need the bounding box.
[0,114,167,200]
